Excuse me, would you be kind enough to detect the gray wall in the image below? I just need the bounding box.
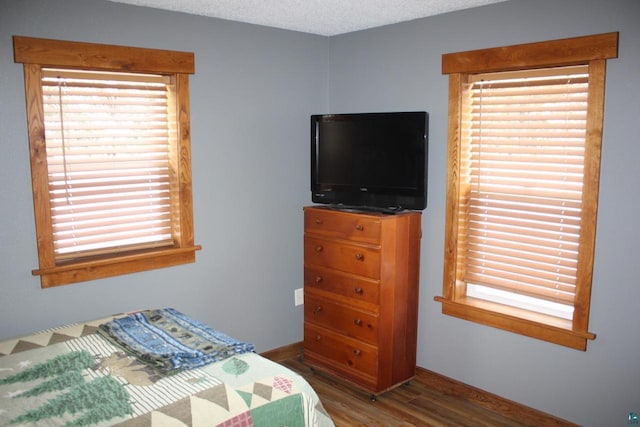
[1,0,639,425]
[328,0,640,425]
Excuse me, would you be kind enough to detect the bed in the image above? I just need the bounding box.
[0,308,334,427]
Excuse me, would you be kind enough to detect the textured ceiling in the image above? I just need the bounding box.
[106,0,508,36]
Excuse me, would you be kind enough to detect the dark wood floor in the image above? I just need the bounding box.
[275,354,575,427]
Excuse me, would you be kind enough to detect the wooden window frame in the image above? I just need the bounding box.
[13,36,201,288]
[435,33,618,350]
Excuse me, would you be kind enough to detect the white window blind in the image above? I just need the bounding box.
[42,68,175,261]
[461,65,589,319]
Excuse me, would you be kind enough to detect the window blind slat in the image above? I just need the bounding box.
[471,129,586,139]
[466,137,586,148]
[467,212,581,232]
[471,86,588,99]
[468,196,583,214]
[43,123,169,132]
[466,227,580,251]
[467,184,583,200]
[464,268,575,304]
[54,236,174,259]
[468,65,589,83]
[42,68,170,84]
[470,159,585,172]
[52,204,171,223]
[465,192,583,210]
[465,239,578,268]
[465,259,577,293]
[54,219,172,241]
[49,176,169,191]
[471,169,585,183]
[50,192,170,210]
[465,234,578,261]
[48,156,169,167]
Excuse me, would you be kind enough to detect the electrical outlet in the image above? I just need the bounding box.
[294,288,304,306]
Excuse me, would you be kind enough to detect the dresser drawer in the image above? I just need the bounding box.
[305,294,378,344]
[304,267,379,308]
[304,323,378,378]
[304,236,380,279]
[304,208,381,244]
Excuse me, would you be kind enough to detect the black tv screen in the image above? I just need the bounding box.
[311,111,428,212]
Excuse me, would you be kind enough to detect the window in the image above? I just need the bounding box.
[436,33,618,350]
[13,36,201,288]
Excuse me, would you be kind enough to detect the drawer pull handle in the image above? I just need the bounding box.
[354,318,362,326]
[315,276,324,284]
[315,245,323,253]
[353,349,362,356]
[314,306,323,313]
[315,335,321,341]
[355,253,364,261]
[356,224,364,231]
[354,287,363,294]
[315,218,323,225]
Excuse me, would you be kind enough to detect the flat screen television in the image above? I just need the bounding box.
[311,111,428,212]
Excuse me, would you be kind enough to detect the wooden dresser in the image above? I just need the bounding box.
[302,205,422,397]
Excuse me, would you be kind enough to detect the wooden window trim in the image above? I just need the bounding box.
[441,32,619,74]
[437,33,618,350]
[13,36,195,74]
[14,36,201,287]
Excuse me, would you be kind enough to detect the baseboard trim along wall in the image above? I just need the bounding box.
[414,367,576,426]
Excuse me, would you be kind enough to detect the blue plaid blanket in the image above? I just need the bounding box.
[98,308,255,374]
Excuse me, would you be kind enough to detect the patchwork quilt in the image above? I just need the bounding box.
[0,313,334,427]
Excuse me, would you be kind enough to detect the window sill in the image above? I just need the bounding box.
[434,296,596,351]
[33,245,202,288]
